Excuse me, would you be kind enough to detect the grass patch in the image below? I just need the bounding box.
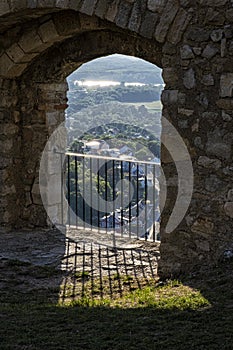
[0,258,233,349]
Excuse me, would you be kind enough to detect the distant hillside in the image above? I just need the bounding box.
[68,54,163,85]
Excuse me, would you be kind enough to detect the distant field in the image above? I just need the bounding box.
[121,100,163,113]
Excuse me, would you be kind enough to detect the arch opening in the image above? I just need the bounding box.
[64,53,164,244]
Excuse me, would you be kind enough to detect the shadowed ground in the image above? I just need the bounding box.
[0,229,232,349]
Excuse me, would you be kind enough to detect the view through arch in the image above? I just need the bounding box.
[64,54,163,244]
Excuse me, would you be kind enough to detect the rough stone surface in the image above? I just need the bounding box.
[0,0,232,280]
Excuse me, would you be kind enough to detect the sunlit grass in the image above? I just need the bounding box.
[59,279,210,310]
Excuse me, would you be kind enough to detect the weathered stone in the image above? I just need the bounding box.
[197,156,221,170]
[221,38,227,58]
[18,30,45,53]
[80,0,98,15]
[227,189,233,201]
[224,25,233,39]
[180,45,194,59]
[38,20,59,43]
[178,108,194,117]
[199,0,227,6]
[139,11,158,38]
[206,129,232,160]
[0,0,10,15]
[220,73,233,97]
[187,27,210,42]
[147,0,165,13]
[205,8,225,25]
[127,1,143,32]
[167,8,191,45]
[155,0,179,43]
[183,68,195,89]
[193,47,202,55]
[191,217,214,235]
[224,202,233,218]
[202,43,219,59]
[162,68,178,84]
[205,175,224,193]
[226,9,233,22]
[222,111,232,121]
[201,74,214,86]
[210,29,223,42]
[115,1,132,29]
[161,90,178,105]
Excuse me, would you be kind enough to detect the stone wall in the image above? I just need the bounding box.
[0,0,232,277]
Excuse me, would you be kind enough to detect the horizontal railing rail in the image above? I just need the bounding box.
[58,151,160,243]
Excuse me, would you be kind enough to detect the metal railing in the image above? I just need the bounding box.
[61,151,160,242]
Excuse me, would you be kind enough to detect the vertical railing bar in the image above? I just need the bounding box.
[152,164,156,242]
[112,160,116,244]
[128,161,132,239]
[91,243,94,299]
[139,250,147,282]
[114,250,122,296]
[145,163,148,241]
[72,242,78,299]
[105,161,108,235]
[120,161,124,237]
[148,251,155,279]
[75,156,78,228]
[98,245,103,298]
[82,157,86,230]
[81,242,85,298]
[90,157,93,230]
[107,247,113,298]
[131,249,141,289]
[60,153,64,225]
[136,163,139,239]
[67,155,71,227]
[97,158,100,233]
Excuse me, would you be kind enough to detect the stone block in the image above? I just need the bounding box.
[167,8,192,45]
[0,0,10,15]
[10,0,27,10]
[210,29,223,42]
[155,0,179,43]
[128,1,144,33]
[199,0,227,6]
[94,0,109,18]
[201,74,214,86]
[27,0,37,8]
[7,43,36,63]
[139,11,158,38]
[162,68,178,84]
[227,189,233,201]
[161,90,178,105]
[220,73,233,97]
[69,0,82,10]
[183,68,195,89]
[0,54,15,77]
[148,0,165,13]
[18,30,45,53]
[80,0,98,15]
[180,45,194,59]
[38,0,55,7]
[202,44,219,59]
[105,0,120,22]
[38,20,59,43]
[197,156,221,170]
[224,202,233,218]
[56,0,69,7]
[115,1,132,29]
[79,13,99,30]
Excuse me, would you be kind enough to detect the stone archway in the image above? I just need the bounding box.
[0,1,232,278]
